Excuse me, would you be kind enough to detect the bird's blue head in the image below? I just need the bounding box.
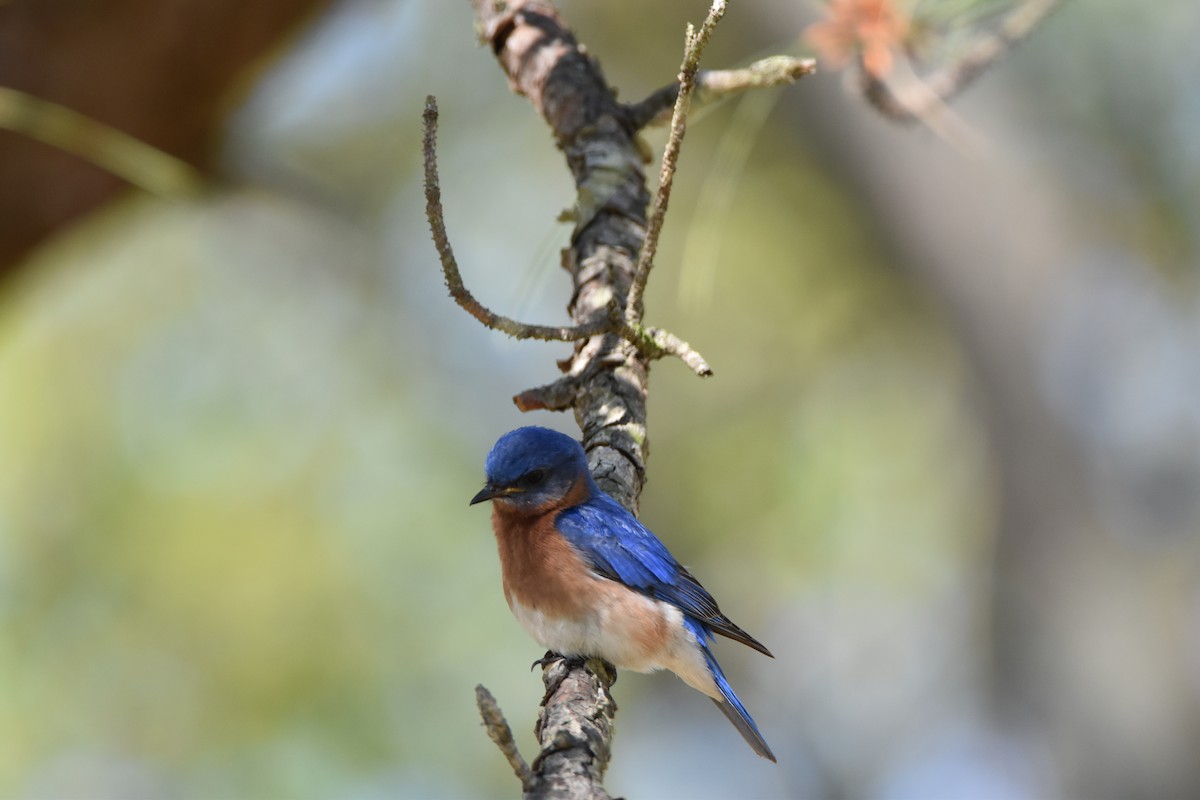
[470,426,592,513]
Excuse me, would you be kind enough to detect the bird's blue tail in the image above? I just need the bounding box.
[686,619,776,762]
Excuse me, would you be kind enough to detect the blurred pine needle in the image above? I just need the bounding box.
[0,86,203,197]
[680,86,782,311]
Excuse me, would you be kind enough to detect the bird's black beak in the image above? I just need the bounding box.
[470,484,504,505]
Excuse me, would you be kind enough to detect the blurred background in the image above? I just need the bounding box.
[2,1,1199,798]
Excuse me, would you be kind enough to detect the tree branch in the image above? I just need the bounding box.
[696,56,817,102]
[624,55,816,133]
[529,658,617,800]
[454,1,780,795]
[477,684,535,791]
[861,0,1062,122]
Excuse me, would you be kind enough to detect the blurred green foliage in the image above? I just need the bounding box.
[3,0,1196,798]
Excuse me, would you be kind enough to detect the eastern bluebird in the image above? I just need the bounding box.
[470,426,776,762]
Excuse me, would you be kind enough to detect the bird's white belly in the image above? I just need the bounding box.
[509,599,606,658]
[508,586,718,699]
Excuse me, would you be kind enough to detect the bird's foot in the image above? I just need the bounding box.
[531,652,618,702]
[536,656,619,707]
[530,650,562,671]
[531,652,616,684]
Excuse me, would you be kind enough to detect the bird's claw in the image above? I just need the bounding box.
[529,652,617,686]
[530,650,563,671]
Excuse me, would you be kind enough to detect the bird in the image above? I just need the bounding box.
[470,425,776,762]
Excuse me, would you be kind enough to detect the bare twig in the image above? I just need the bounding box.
[698,55,817,101]
[423,96,615,343]
[625,55,816,131]
[641,326,713,377]
[513,376,580,413]
[476,685,535,790]
[626,0,727,324]
[424,94,713,374]
[513,351,627,412]
[863,0,1062,122]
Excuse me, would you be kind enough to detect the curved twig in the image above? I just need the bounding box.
[476,685,534,790]
[423,97,613,343]
[424,94,713,374]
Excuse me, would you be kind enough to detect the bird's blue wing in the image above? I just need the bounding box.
[555,493,680,593]
[555,492,772,656]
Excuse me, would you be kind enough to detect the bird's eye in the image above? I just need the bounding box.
[523,469,546,486]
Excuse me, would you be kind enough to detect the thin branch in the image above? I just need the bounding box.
[512,324,712,408]
[514,351,627,412]
[863,0,1062,122]
[698,55,818,100]
[513,376,579,413]
[625,55,816,131]
[639,326,713,377]
[424,93,712,376]
[626,0,727,324]
[476,685,535,791]
[422,96,612,343]
[865,58,991,155]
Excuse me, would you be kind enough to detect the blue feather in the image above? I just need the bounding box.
[682,618,777,762]
[556,490,773,657]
